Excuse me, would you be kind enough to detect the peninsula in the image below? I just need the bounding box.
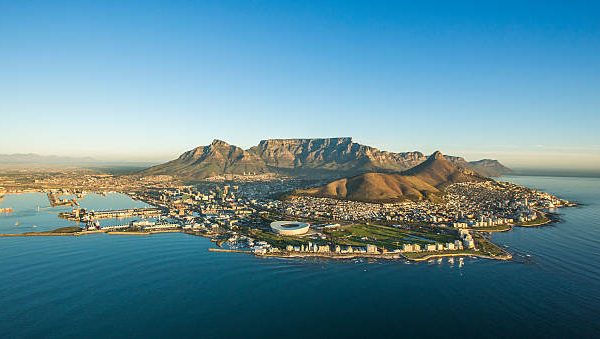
[0,138,571,262]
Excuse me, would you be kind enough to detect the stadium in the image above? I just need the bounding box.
[270,221,310,236]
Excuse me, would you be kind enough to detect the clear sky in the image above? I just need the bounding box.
[1,0,599,170]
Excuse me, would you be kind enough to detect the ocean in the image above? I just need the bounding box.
[0,176,598,338]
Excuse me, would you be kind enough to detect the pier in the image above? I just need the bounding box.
[47,193,78,207]
[60,207,164,221]
[88,207,163,219]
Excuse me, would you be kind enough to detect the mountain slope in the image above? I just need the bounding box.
[139,138,510,180]
[293,151,487,202]
[468,159,512,177]
[141,139,268,178]
[296,173,441,202]
[402,151,487,188]
[249,137,425,175]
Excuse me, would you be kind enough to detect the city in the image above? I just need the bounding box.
[0,167,572,262]
[1,1,598,337]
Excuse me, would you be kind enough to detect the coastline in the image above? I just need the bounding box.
[0,190,573,264]
[472,225,513,233]
[404,251,512,262]
[0,229,184,237]
[515,211,556,228]
[0,229,513,262]
[251,250,512,262]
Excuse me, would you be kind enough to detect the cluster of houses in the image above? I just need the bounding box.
[251,231,477,256]
[399,231,475,253]
[452,216,515,228]
[273,180,568,230]
[97,219,182,232]
[280,242,380,255]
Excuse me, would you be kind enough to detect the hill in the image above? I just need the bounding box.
[293,151,487,202]
[296,172,441,202]
[402,151,487,188]
[141,139,269,179]
[468,159,512,177]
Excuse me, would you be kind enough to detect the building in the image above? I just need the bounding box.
[366,244,378,254]
[270,221,310,236]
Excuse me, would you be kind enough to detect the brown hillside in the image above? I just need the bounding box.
[294,151,487,203]
[402,151,486,188]
[297,173,440,202]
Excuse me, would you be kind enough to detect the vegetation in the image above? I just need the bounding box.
[323,224,457,250]
[18,226,83,236]
[293,151,486,203]
[473,233,509,257]
[472,224,512,232]
[48,226,82,233]
[518,214,550,227]
[238,223,458,251]
[242,227,326,248]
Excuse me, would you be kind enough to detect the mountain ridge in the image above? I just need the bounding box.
[139,138,511,180]
[293,151,488,202]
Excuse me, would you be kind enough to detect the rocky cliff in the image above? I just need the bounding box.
[140,138,510,180]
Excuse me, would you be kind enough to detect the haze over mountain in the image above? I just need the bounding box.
[0,153,95,165]
[467,159,512,177]
[140,138,511,180]
[293,151,488,203]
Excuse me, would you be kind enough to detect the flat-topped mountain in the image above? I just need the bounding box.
[140,138,510,180]
[293,151,487,202]
[249,137,425,175]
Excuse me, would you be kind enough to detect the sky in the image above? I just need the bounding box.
[0,0,599,170]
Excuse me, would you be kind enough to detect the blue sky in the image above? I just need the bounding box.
[1,0,599,169]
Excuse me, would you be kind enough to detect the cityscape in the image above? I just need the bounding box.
[0,146,574,263]
[1,1,598,338]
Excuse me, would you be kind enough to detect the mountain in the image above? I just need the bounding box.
[140,138,510,180]
[402,151,487,188]
[249,137,425,176]
[293,151,487,203]
[0,153,95,165]
[141,139,269,178]
[468,159,512,177]
[294,172,441,202]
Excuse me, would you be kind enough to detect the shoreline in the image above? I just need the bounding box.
[212,247,512,262]
[0,231,525,263]
[472,225,513,233]
[0,191,573,263]
[0,229,184,237]
[404,251,512,262]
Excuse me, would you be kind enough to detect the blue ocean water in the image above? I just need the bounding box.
[0,193,150,233]
[0,176,599,338]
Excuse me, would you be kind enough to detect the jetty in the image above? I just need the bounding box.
[60,207,164,221]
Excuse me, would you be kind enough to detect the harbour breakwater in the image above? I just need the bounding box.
[0,229,184,237]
